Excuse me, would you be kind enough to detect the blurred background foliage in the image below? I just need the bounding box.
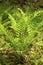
[0,0,43,65]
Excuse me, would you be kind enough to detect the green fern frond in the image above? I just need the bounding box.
[0,7,43,51]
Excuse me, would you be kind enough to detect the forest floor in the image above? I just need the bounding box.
[0,2,43,65]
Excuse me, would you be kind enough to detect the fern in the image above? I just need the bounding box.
[0,7,43,52]
[0,2,43,65]
[0,5,43,51]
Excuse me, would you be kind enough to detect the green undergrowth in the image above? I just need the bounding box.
[0,3,43,65]
[0,5,43,51]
